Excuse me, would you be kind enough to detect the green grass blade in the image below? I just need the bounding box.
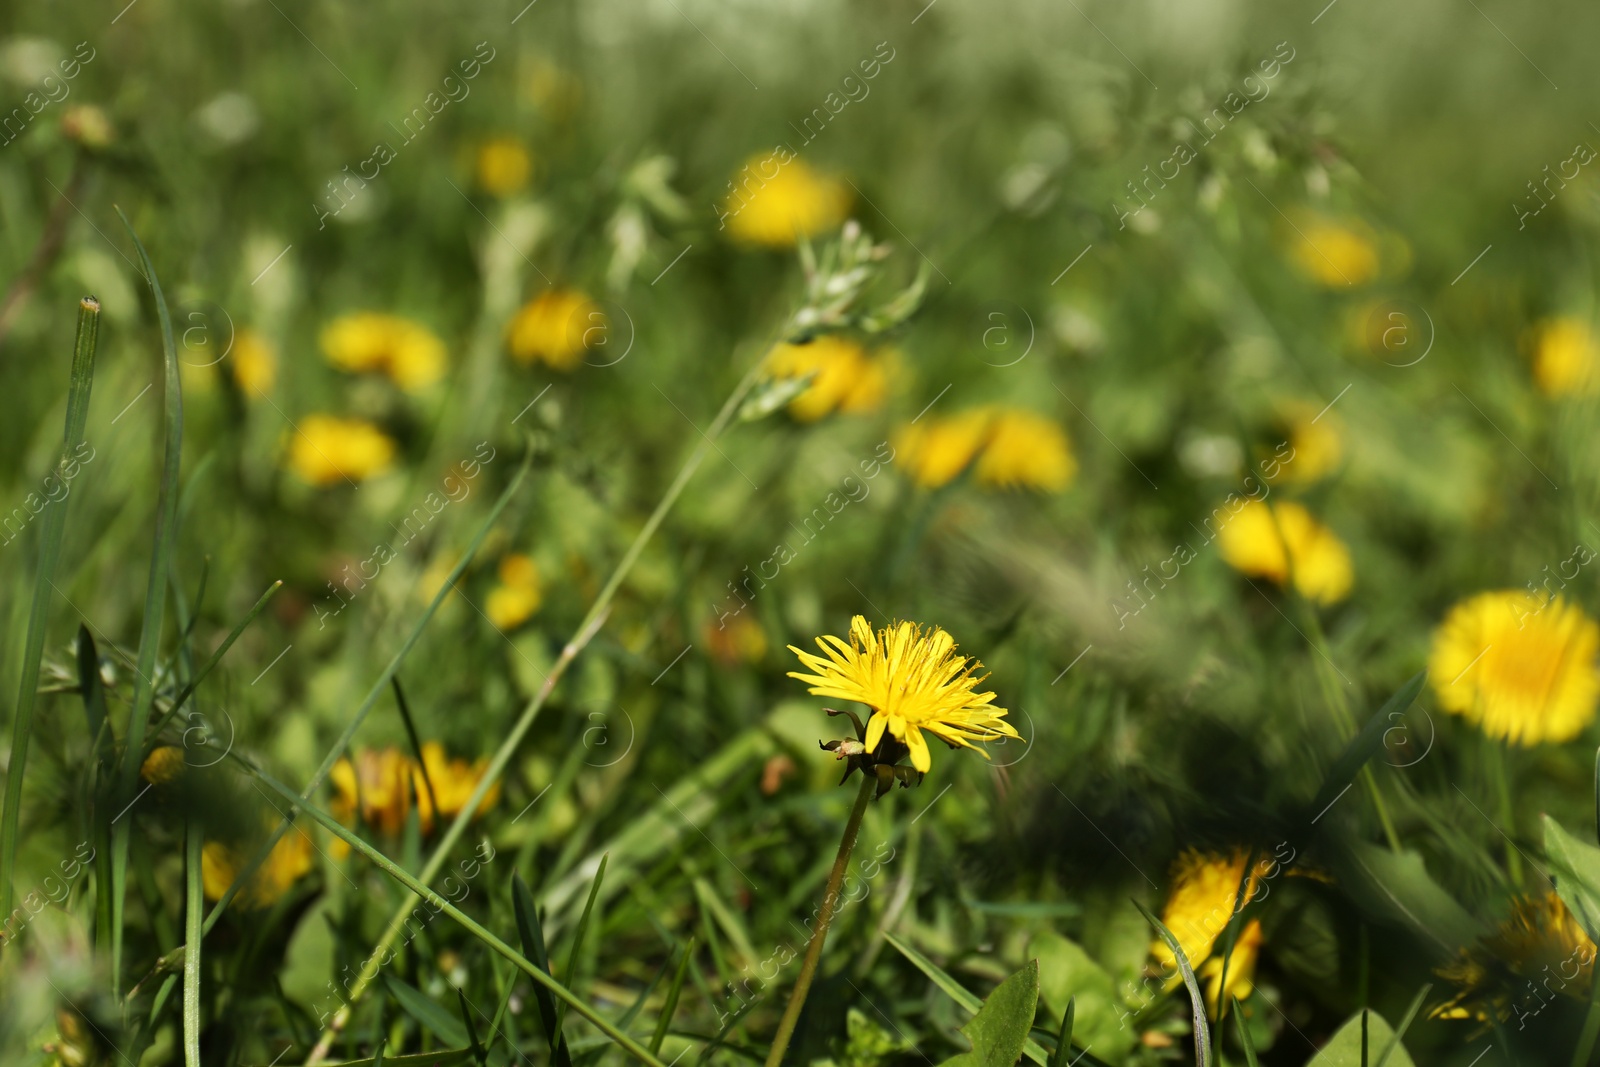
[1303,671,1425,830]
[457,988,488,1065]
[392,676,439,821]
[0,294,100,916]
[143,580,282,760]
[1373,984,1430,1067]
[382,974,469,1047]
[1134,901,1211,1067]
[882,932,1050,1066]
[650,937,696,1056]
[1230,998,1259,1067]
[204,452,529,930]
[76,625,112,767]
[556,853,609,1039]
[183,819,203,1067]
[248,767,667,1067]
[513,870,572,1067]
[108,209,185,997]
[1048,999,1075,1067]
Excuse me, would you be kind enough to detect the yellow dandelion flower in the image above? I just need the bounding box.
[230,328,277,398]
[140,745,186,784]
[1287,215,1379,288]
[1198,918,1263,1015]
[764,336,889,421]
[201,824,315,908]
[320,313,447,393]
[787,615,1017,773]
[412,741,502,834]
[1428,590,1600,746]
[1433,892,1596,1022]
[724,153,851,248]
[1216,500,1353,605]
[486,553,542,630]
[1274,401,1343,484]
[330,747,415,837]
[1529,317,1600,397]
[286,414,396,487]
[1153,849,1266,979]
[893,409,995,489]
[507,288,602,371]
[974,408,1076,492]
[477,136,533,197]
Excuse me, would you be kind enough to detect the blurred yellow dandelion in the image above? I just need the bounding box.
[895,406,1074,492]
[412,741,501,833]
[1434,892,1596,1021]
[1217,500,1352,604]
[477,136,533,197]
[507,288,602,371]
[764,336,889,421]
[286,415,396,487]
[1287,215,1379,288]
[201,825,315,908]
[1274,401,1343,484]
[787,615,1016,773]
[724,153,851,248]
[1529,316,1600,396]
[704,613,768,666]
[1428,590,1600,745]
[486,553,542,630]
[230,328,277,398]
[975,407,1076,491]
[139,745,186,784]
[321,313,447,393]
[330,747,415,837]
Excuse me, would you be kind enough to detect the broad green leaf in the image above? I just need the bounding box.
[1306,1010,1414,1067]
[382,974,469,1047]
[1544,814,1600,943]
[1331,842,1480,951]
[883,933,1050,1066]
[937,960,1039,1067]
[1028,932,1134,1060]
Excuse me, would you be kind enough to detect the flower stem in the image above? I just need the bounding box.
[1491,738,1522,886]
[764,775,876,1067]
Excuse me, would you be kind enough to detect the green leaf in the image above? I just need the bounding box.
[557,854,610,1038]
[1028,932,1134,1060]
[1231,998,1259,1067]
[183,820,203,1067]
[883,933,1051,1067]
[513,870,573,1067]
[1545,814,1600,944]
[1048,1000,1075,1067]
[651,937,696,1056]
[937,960,1039,1067]
[458,988,488,1065]
[1303,672,1425,831]
[247,1049,476,1067]
[1134,901,1211,1067]
[382,974,469,1048]
[1331,841,1481,952]
[0,295,99,917]
[109,210,184,997]
[1306,1010,1414,1067]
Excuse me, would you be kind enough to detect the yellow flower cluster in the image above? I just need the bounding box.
[1529,316,1600,396]
[1216,500,1352,604]
[286,414,397,487]
[477,136,533,197]
[1434,892,1596,1022]
[763,336,890,421]
[201,824,316,909]
[1287,214,1380,288]
[330,743,501,837]
[723,153,851,248]
[486,553,542,630]
[1428,590,1600,746]
[1153,849,1270,1017]
[507,288,603,371]
[321,312,447,393]
[894,406,1076,492]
